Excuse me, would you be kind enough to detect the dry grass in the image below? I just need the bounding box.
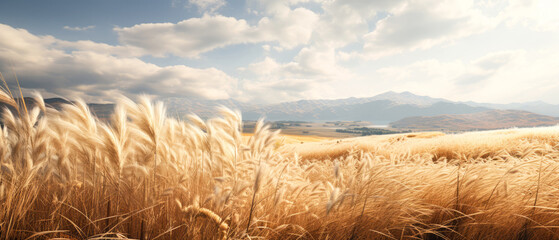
[1,90,559,239]
[282,129,559,162]
[243,133,333,145]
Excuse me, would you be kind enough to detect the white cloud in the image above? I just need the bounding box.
[55,40,145,58]
[0,24,237,102]
[247,0,400,49]
[115,15,252,58]
[245,0,502,60]
[246,57,280,76]
[189,0,226,13]
[114,9,318,58]
[312,0,408,47]
[377,59,466,96]
[255,8,319,49]
[500,0,559,31]
[335,0,559,60]
[359,0,496,59]
[248,0,501,59]
[63,25,96,31]
[376,49,559,103]
[262,44,271,51]
[247,46,351,80]
[247,0,320,15]
[310,2,368,48]
[4,0,559,105]
[241,45,353,103]
[240,78,326,103]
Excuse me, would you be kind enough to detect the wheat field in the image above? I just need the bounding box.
[1,90,559,239]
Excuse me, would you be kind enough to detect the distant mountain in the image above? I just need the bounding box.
[161,95,394,120]
[242,91,559,123]
[242,98,375,120]
[243,92,489,122]
[390,110,559,131]
[245,100,489,123]
[0,97,114,121]
[463,101,559,117]
[329,101,489,122]
[368,91,450,106]
[2,91,556,131]
[153,92,480,122]
[162,97,255,119]
[44,97,71,107]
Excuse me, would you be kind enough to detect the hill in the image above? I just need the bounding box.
[390,109,559,131]
[243,99,489,122]
[464,100,559,117]
[127,92,559,124]
[4,92,558,131]
[0,97,114,121]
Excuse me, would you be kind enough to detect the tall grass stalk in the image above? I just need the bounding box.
[0,86,559,239]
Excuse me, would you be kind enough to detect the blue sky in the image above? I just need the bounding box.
[1,0,558,104]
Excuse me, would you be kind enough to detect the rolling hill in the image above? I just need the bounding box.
[0,97,114,121]
[390,109,559,131]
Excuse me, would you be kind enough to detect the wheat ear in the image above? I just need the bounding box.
[182,204,229,240]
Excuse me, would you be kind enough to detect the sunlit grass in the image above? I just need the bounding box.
[1,89,559,239]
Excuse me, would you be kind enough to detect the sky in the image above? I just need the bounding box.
[0,0,558,104]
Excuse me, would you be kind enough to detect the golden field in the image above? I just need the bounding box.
[2,90,559,239]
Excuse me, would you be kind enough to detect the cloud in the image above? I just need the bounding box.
[339,0,558,60]
[114,9,318,58]
[63,25,96,31]
[359,0,496,59]
[248,0,502,60]
[311,0,407,47]
[255,8,319,49]
[246,0,318,15]
[240,78,324,103]
[55,40,145,58]
[376,49,559,103]
[4,0,559,105]
[377,59,466,95]
[0,24,237,102]
[246,0,502,61]
[115,15,252,58]
[472,51,516,71]
[246,46,351,80]
[262,44,271,51]
[188,0,226,13]
[499,0,559,31]
[247,0,400,48]
[240,45,353,103]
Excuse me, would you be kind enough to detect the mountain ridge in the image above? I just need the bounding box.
[390,110,559,131]
[2,91,557,131]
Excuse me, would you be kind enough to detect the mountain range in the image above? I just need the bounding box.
[0,97,114,121]
[163,91,486,122]
[1,91,558,131]
[242,99,490,123]
[237,91,559,121]
[391,110,559,131]
[163,91,559,130]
